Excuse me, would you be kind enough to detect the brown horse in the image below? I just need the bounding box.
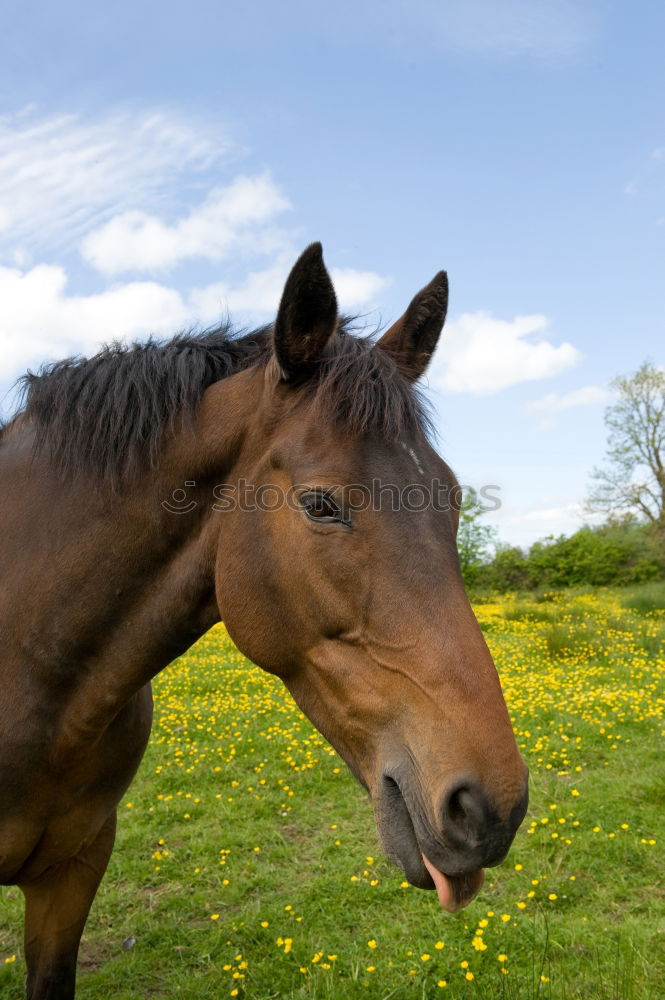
[0,243,528,999]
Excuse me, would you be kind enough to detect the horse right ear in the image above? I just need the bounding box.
[377,271,448,381]
[273,243,338,382]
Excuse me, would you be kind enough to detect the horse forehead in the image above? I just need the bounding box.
[278,421,439,482]
[401,440,425,476]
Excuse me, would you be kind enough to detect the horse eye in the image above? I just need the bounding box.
[300,491,343,523]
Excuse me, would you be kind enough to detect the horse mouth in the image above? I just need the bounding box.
[377,774,485,913]
[421,854,485,912]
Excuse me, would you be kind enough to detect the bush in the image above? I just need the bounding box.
[479,520,665,593]
[483,544,532,591]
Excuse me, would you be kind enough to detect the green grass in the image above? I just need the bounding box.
[621,580,665,615]
[1,588,663,999]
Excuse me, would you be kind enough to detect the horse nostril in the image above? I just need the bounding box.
[442,783,490,848]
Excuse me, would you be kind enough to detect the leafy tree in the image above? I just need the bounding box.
[456,497,497,589]
[588,361,665,535]
[486,543,532,591]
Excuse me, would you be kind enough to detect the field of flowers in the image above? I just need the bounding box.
[1,588,663,999]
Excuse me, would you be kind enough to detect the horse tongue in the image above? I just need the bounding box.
[422,854,455,911]
[422,855,484,913]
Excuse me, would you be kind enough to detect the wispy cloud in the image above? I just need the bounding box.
[430,311,580,395]
[527,385,608,413]
[436,0,594,56]
[0,107,231,253]
[623,145,665,213]
[486,497,603,547]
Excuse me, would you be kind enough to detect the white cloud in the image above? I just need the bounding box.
[0,104,386,383]
[527,385,609,413]
[0,259,390,381]
[188,266,287,321]
[81,175,292,275]
[485,497,604,547]
[330,267,390,308]
[0,263,190,378]
[0,107,231,251]
[430,311,580,395]
[189,263,389,323]
[522,501,584,524]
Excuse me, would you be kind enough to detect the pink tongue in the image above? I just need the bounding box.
[422,854,456,911]
[422,854,485,913]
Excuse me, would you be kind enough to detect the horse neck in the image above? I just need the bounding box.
[2,372,261,744]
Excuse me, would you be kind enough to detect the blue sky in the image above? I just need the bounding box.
[1,0,663,545]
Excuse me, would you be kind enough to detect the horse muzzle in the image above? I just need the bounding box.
[375,766,529,912]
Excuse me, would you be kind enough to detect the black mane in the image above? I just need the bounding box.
[12,320,430,482]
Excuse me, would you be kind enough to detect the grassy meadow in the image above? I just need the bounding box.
[1,586,663,999]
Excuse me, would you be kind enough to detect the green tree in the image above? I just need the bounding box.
[486,543,532,591]
[588,361,665,535]
[457,497,497,589]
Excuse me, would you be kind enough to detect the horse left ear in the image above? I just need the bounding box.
[377,271,448,380]
[273,242,338,382]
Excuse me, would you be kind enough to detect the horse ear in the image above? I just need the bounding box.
[377,271,448,380]
[273,242,338,381]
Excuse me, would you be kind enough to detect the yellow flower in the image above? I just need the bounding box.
[367,939,377,949]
